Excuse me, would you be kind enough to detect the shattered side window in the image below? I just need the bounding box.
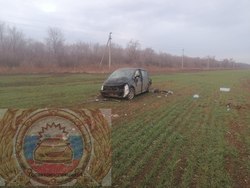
[141,70,148,78]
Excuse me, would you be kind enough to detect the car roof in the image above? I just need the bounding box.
[116,68,147,72]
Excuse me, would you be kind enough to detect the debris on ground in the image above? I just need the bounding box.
[151,88,174,96]
[226,103,231,108]
[152,88,160,93]
[82,96,122,104]
[96,96,121,102]
[218,102,245,111]
[152,89,174,94]
[167,91,174,95]
[111,114,119,118]
[220,87,231,92]
[103,98,121,102]
[224,102,243,111]
[193,94,200,99]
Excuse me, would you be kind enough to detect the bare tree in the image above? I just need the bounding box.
[0,25,25,67]
[126,40,141,65]
[0,22,5,66]
[8,26,25,53]
[26,40,47,67]
[46,27,65,65]
[112,43,126,65]
[0,22,5,60]
[0,22,4,47]
[142,48,155,66]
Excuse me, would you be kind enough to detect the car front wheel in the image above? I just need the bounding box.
[127,87,135,100]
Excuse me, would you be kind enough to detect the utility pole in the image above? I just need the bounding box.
[99,32,112,69]
[207,56,210,69]
[230,58,235,69]
[181,48,184,69]
[108,32,112,69]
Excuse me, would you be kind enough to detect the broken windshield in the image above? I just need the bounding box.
[108,69,135,79]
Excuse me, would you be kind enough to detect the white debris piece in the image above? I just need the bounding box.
[193,94,200,99]
[111,114,119,118]
[168,91,174,95]
[220,87,231,92]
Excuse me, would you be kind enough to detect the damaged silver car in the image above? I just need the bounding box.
[100,68,152,100]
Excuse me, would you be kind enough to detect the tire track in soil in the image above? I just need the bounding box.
[112,82,193,125]
[112,100,190,184]
[181,88,227,188]
[224,79,250,188]
[112,95,175,144]
[225,122,250,188]
[112,92,184,146]
[112,85,194,147]
[113,86,197,187]
[112,97,194,185]
[154,102,205,187]
[112,96,180,148]
[164,88,219,188]
[120,99,198,187]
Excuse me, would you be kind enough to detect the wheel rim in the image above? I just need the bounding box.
[128,88,135,100]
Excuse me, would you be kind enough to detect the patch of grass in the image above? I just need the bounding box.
[0,73,106,108]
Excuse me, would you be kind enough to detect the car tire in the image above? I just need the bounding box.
[127,87,135,100]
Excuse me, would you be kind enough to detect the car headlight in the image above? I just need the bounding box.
[101,85,104,91]
[123,84,129,97]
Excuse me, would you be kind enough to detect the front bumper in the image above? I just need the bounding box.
[100,85,125,98]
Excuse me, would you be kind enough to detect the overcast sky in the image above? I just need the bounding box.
[0,0,249,63]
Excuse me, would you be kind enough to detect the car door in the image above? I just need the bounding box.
[133,69,142,94]
[141,70,149,92]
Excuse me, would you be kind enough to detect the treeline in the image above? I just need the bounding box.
[0,22,249,71]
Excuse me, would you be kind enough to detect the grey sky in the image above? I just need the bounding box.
[0,0,249,63]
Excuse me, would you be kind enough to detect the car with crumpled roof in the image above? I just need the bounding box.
[100,68,152,100]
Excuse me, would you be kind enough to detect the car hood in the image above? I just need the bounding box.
[103,77,130,86]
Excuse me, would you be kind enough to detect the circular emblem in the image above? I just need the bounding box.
[15,109,92,185]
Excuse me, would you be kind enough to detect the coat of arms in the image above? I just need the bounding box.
[0,108,111,186]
